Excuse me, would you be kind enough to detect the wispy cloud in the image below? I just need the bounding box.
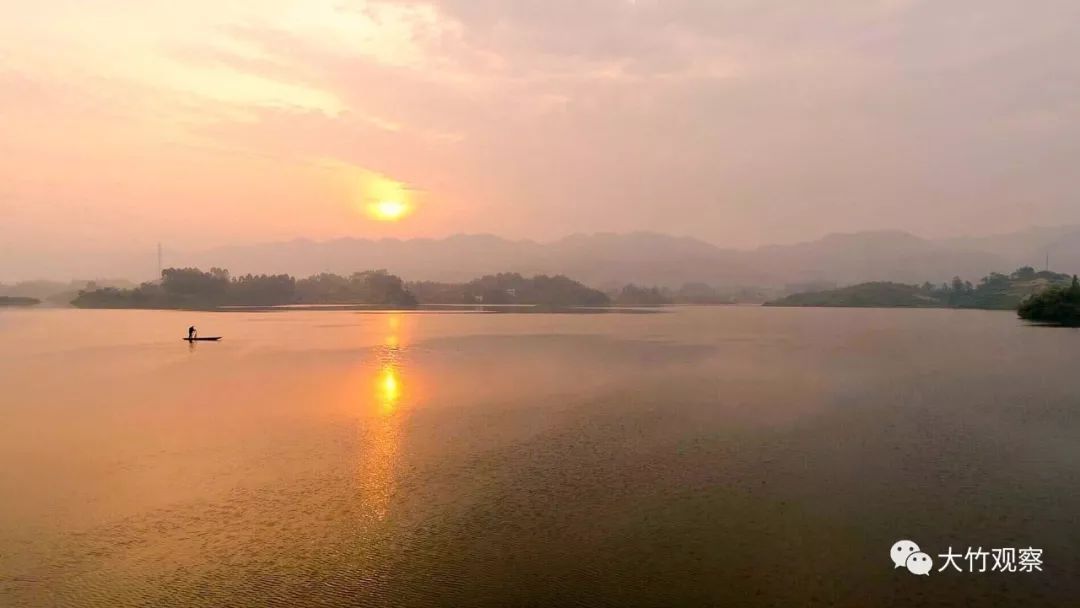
[1,0,1079,270]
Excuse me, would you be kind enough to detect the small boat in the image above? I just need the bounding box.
[183,337,222,342]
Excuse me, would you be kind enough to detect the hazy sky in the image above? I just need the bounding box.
[2,0,1079,263]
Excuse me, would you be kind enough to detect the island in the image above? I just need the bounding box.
[0,296,41,307]
[765,267,1072,310]
[460,273,609,308]
[72,268,417,309]
[71,268,613,310]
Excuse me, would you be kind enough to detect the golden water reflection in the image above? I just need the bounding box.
[377,365,400,414]
[355,315,410,521]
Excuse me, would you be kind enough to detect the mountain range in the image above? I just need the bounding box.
[167,225,1080,289]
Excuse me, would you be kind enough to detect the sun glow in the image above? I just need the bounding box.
[369,200,410,221]
[381,368,399,399]
[355,171,414,222]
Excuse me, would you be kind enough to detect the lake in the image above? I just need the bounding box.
[1,307,1078,606]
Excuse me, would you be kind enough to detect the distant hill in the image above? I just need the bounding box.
[9,226,1080,289]
[180,233,766,288]
[766,268,1072,310]
[943,226,1080,271]
[752,231,1007,286]
[176,228,1080,290]
[765,282,941,308]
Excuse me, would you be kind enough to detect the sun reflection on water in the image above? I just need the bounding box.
[355,314,410,521]
[377,365,400,414]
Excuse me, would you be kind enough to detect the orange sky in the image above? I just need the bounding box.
[2,0,1079,267]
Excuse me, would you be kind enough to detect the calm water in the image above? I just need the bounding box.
[1,307,1079,606]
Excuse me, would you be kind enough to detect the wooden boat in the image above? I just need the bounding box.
[183,337,222,341]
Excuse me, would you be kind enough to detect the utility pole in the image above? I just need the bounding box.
[157,242,163,280]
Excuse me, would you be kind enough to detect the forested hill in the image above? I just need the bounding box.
[70,268,612,310]
[765,268,1071,309]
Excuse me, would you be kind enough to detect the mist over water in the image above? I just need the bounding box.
[1,307,1079,606]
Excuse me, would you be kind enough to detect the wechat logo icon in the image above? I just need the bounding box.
[891,540,933,576]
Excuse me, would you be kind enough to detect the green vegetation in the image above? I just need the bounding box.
[1018,276,1080,326]
[296,272,418,307]
[670,283,768,304]
[59,264,1080,317]
[765,267,1072,310]
[414,279,767,306]
[461,273,609,308]
[0,296,40,307]
[1,279,133,306]
[72,268,614,310]
[73,268,417,310]
[764,282,940,308]
[405,281,465,305]
[613,284,671,307]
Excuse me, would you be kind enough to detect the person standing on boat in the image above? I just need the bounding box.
[188,326,197,340]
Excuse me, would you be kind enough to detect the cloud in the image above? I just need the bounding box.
[2,0,1080,266]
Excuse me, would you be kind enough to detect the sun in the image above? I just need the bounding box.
[358,171,416,223]
[369,199,410,222]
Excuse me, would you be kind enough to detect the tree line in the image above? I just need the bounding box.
[406,280,766,307]
[71,268,672,310]
[766,266,1076,311]
[72,268,418,309]
[1018,275,1080,326]
[917,267,1070,309]
[0,296,40,307]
